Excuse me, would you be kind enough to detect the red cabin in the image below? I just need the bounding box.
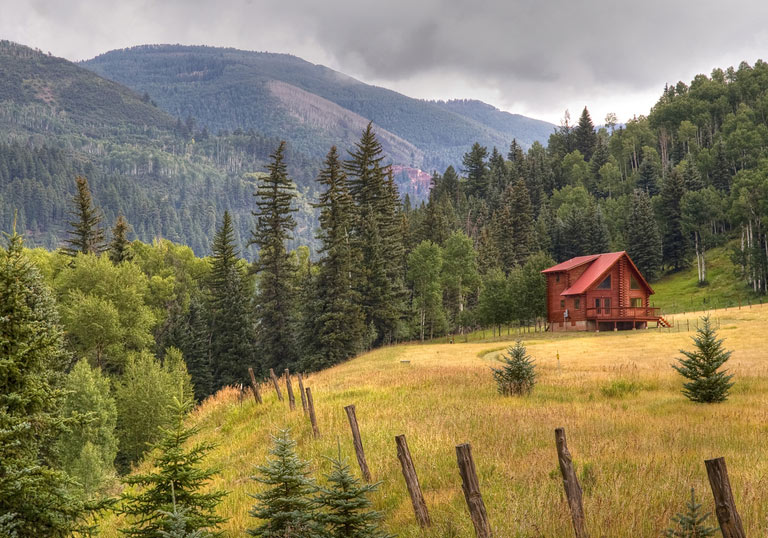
[541,251,670,331]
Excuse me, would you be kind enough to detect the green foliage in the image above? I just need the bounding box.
[248,429,322,537]
[492,341,536,396]
[59,358,118,499]
[118,394,226,538]
[62,176,106,257]
[600,380,641,399]
[407,241,446,341]
[0,231,87,535]
[207,211,256,387]
[110,214,134,264]
[251,141,299,372]
[626,189,662,281]
[114,350,194,469]
[315,454,392,538]
[673,315,734,403]
[441,231,480,333]
[664,488,717,537]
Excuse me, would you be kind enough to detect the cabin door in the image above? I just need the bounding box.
[594,297,611,317]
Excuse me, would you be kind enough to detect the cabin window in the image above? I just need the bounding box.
[597,275,611,289]
[556,274,560,282]
[630,275,641,290]
[631,297,643,307]
[595,298,601,314]
[560,300,565,308]
[604,298,611,313]
[574,298,580,310]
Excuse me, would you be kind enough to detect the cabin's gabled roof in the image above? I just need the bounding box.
[541,251,654,296]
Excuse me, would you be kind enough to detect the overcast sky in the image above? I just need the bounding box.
[4,0,768,124]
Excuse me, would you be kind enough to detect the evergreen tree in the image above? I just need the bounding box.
[180,296,214,402]
[574,107,597,160]
[586,202,611,254]
[588,135,610,191]
[680,158,704,191]
[636,158,660,196]
[673,316,734,403]
[306,147,365,370]
[439,165,462,208]
[664,488,717,537]
[497,178,537,272]
[248,430,322,537]
[118,394,227,538]
[315,454,392,538]
[492,340,536,395]
[207,211,256,387]
[660,169,687,271]
[345,127,405,345]
[251,142,298,372]
[462,142,489,198]
[63,175,106,256]
[109,214,134,263]
[626,189,662,281]
[0,230,86,536]
[487,147,509,202]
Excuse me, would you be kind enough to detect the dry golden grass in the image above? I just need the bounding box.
[100,304,768,537]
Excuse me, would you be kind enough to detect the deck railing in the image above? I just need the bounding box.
[584,306,660,319]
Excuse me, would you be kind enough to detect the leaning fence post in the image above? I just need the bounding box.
[344,404,372,482]
[269,368,283,401]
[456,443,493,538]
[305,387,320,438]
[284,369,296,411]
[247,367,263,404]
[555,428,588,538]
[395,434,431,528]
[297,373,308,414]
[705,457,746,538]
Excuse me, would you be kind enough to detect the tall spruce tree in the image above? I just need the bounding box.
[636,158,660,196]
[109,214,134,263]
[574,107,597,161]
[207,211,256,387]
[0,230,86,536]
[63,175,106,256]
[118,394,227,537]
[711,142,731,192]
[315,454,392,538]
[626,189,663,281]
[497,178,536,272]
[251,142,298,371]
[345,126,405,345]
[306,147,365,370]
[660,169,687,271]
[248,430,321,537]
[462,142,489,199]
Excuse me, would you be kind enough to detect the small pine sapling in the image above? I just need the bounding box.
[492,340,536,395]
[248,429,322,537]
[673,315,733,403]
[664,488,717,537]
[315,450,392,538]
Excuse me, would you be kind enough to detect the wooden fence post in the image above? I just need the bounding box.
[297,373,308,415]
[305,387,320,438]
[705,457,746,538]
[284,369,296,411]
[456,443,492,538]
[344,405,372,482]
[247,367,262,404]
[555,428,588,538]
[395,435,431,528]
[269,368,283,401]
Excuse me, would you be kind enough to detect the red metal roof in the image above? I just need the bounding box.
[541,251,655,296]
[540,254,600,273]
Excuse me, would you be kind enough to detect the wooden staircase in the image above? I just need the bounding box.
[658,316,672,328]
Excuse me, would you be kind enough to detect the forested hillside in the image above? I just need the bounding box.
[0,41,317,256]
[81,45,555,170]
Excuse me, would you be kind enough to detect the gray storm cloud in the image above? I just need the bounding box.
[4,0,768,122]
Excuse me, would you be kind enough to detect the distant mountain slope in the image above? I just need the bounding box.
[81,45,554,170]
[0,41,316,257]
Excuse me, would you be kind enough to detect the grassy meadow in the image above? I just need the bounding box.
[101,304,768,537]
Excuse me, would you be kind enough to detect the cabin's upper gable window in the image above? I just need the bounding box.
[555,274,560,282]
[597,275,611,290]
[630,274,641,290]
